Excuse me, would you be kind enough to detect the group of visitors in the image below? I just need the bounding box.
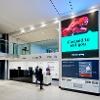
[34,65,51,90]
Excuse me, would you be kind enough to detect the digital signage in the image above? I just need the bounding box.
[61,11,99,58]
[62,60,99,80]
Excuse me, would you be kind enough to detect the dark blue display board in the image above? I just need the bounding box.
[62,60,99,80]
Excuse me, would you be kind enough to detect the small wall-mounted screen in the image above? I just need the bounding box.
[62,60,99,80]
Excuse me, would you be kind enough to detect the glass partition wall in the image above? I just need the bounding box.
[9,39,59,56]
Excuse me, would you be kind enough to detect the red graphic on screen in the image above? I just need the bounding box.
[62,16,89,37]
[80,74,92,77]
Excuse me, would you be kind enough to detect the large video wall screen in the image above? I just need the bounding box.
[62,60,99,80]
[61,11,99,58]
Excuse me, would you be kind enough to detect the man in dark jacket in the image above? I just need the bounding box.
[38,68,43,90]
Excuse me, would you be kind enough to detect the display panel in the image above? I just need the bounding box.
[61,11,99,58]
[62,60,99,80]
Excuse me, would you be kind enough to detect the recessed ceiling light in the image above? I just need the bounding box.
[40,22,46,27]
[90,6,96,9]
[20,28,25,33]
[30,26,35,31]
[70,12,76,18]
[88,6,98,13]
[54,18,59,24]
[89,8,97,13]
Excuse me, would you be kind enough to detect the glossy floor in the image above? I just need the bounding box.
[0,80,100,100]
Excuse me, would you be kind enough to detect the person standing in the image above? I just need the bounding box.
[38,68,43,90]
[46,66,51,75]
[35,66,39,84]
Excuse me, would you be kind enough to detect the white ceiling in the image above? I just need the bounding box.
[0,0,100,33]
[11,24,59,43]
[0,0,100,47]
[0,0,58,33]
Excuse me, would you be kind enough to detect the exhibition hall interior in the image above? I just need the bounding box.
[0,0,100,100]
